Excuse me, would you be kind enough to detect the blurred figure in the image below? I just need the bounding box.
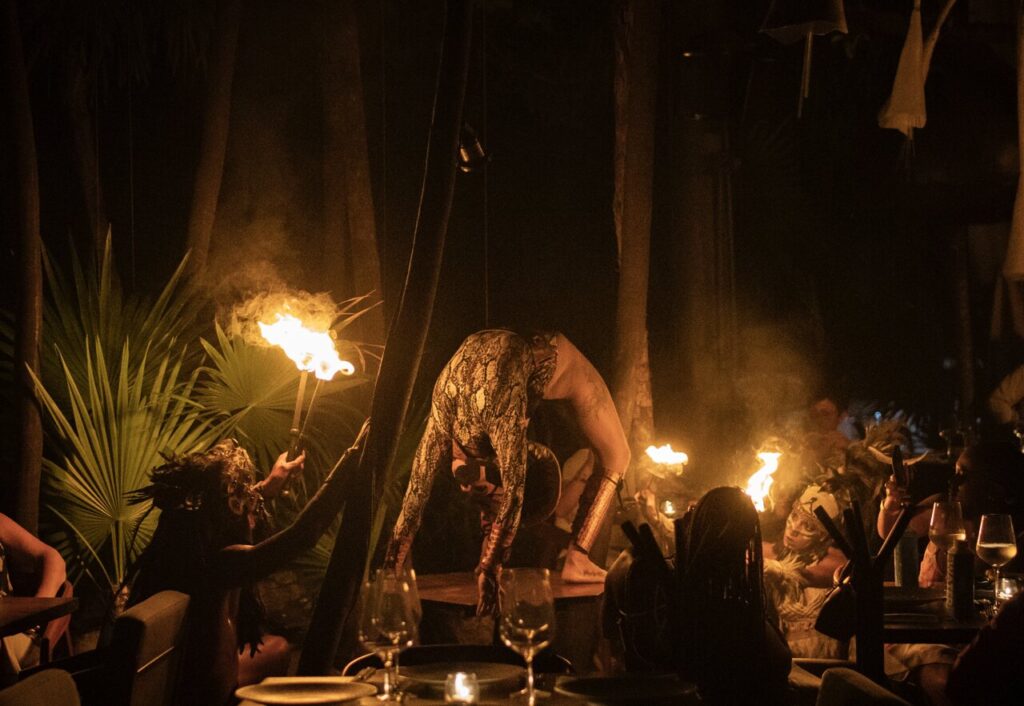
[676,487,791,705]
[946,591,1024,705]
[988,363,1024,431]
[803,393,854,470]
[0,514,67,675]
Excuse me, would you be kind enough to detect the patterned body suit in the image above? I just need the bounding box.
[385,330,559,576]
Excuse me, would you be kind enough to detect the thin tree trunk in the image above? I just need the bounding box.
[67,64,109,261]
[185,0,241,280]
[3,0,43,533]
[611,0,659,498]
[298,0,475,674]
[322,0,384,341]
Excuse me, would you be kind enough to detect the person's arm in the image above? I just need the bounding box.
[0,513,66,597]
[797,546,847,589]
[253,451,306,500]
[383,415,449,571]
[988,365,1024,425]
[213,421,369,586]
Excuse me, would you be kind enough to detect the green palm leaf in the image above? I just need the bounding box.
[31,339,224,593]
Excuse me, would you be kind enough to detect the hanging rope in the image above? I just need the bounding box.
[481,0,489,326]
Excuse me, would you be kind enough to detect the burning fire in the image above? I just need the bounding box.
[744,451,781,512]
[258,313,355,380]
[645,444,689,467]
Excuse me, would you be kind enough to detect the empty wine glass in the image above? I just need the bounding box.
[498,568,555,706]
[358,568,420,701]
[976,514,1018,608]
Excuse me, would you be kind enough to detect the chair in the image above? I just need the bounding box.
[40,580,76,665]
[22,590,190,706]
[342,643,574,676]
[815,668,911,706]
[0,668,80,706]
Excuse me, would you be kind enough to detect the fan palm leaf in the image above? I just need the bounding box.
[30,339,224,592]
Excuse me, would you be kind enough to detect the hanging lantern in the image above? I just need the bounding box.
[760,0,848,118]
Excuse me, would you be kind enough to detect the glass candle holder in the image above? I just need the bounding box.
[996,575,1023,604]
[444,672,479,704]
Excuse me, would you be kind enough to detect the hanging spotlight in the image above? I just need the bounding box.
[458,122,489,173]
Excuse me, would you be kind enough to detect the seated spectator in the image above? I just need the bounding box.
[127,425,367,705]
[0,513,67,675]
[945,591,1024,705]
[676,486,791,705]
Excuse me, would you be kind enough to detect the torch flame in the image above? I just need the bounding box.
[258,313,355,380]
[744,451,780,512]
[645,444,689,466]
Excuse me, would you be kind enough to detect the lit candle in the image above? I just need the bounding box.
[997,575,1022,603]
[661,499,677,518]
[445,672,479,704]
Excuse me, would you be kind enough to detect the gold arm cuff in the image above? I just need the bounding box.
[573,475,619,553]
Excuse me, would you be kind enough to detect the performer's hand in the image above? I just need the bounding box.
[258,451,306,500]
[476,568,499,617]
[882,474,908,512]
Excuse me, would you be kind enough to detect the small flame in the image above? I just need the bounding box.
[744,451,781,512]
[258,313,355,380]
[661,499,677,517]
[645,444,689,466]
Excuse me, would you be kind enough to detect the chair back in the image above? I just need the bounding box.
[342,644,573,676]
[111,590,190,706]
[0,668,80,706]
[40,580,76,665]
[815,668,911,706]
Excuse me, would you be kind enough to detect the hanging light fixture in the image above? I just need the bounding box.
[760,0,848,118]
[458,122,489,173]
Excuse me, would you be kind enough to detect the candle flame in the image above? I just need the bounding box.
[645,444,689,466]
[258,313,354,380]
[744,451,781,512]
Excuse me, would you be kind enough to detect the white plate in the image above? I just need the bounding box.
[235,679,376,705]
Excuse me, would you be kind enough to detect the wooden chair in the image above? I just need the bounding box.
[39,580,75,665]
[342,643,574,676]
[815,668,911,706]
[23,590,190,706]
[0,669,80,706]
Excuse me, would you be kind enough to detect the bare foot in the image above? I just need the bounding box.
[561,547,607,583]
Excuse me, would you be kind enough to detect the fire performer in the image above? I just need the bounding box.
[384,329,630,615]
[127,425,368,706]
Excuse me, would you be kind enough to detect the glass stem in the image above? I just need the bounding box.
[382,651,393,698]
[994,567,1002,608]
[526,657,536,705]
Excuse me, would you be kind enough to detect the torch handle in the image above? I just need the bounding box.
[287,372,310,462]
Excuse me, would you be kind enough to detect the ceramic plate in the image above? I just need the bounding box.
[399,661,523,687]
[555,675,698,704]
[235,679,376,704]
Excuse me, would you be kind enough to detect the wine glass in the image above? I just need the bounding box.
[498,568,555,706]
[929,501,966,587]
[358,568,420,701]
[976,514,1018,608]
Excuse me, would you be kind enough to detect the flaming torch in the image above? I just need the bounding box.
[645,443,689,475]
[744,451,781,513]
[259,313,355,460]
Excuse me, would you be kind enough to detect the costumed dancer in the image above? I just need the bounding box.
[384,329,630,615]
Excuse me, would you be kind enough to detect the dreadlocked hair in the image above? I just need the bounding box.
[676,486,770,701]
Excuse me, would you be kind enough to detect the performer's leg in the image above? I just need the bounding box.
[562,471,620,583]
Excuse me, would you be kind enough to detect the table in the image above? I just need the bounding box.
[883,585,987,644]
[417,572,604,613]
[0,595,79,637]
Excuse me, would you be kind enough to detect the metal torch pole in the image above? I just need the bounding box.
[288,370,309,461]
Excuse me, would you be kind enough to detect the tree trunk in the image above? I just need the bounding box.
[611,0,659,498]
[2,0,43,533]
[184,0,241,281]
[298,0,475,674]
[321,0,384,341]
[67,64,109,261]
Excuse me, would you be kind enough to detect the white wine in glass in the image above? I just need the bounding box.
[358,568,419,702]
[928,501,966,551]
[976,514,1018,608]
[499,568,555,706]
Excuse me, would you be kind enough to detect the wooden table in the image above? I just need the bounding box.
[883,585,987,644]
[417,572,604,613]
[0,595,79,638]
